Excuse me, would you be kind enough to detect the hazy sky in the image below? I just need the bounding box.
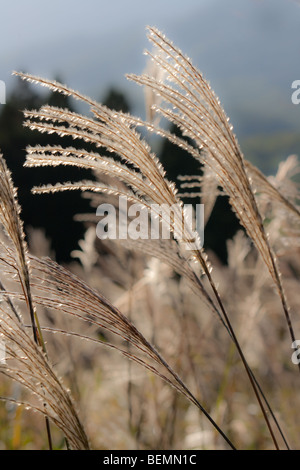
[1,0,300,146]
[1,0,207,52]
[1,0,212,94]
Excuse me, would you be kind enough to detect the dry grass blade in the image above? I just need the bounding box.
[0,154,41,343]
[0,302,89,450]
[0,151,95,448]
[0,152,56,447]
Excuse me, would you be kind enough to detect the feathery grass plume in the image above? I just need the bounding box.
[127,26,299,370]
[0,152,55,447]
[0,301,90,450]
[18,101,227,341]
[245,158,300,220]
[14,78,207,278]
[0,154,41,343]
[9,76,236,333]
[12,57,289,448]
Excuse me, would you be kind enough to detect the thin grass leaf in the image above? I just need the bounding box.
[0,301,89,449]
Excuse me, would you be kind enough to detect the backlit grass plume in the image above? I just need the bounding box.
[0,154,41,344]
[126,26,299,368]
[0,300,90,450]
[0,152,89,449]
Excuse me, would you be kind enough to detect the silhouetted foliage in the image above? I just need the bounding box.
[102,88,130,113]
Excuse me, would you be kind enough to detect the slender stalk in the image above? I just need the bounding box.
[198,256,280,449]
[146,340,237,450]
[192,261,289,449]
